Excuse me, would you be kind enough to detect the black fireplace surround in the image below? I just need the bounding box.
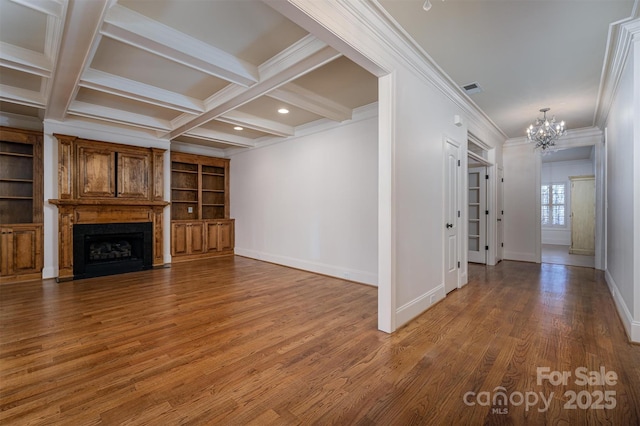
[73,222,153,279]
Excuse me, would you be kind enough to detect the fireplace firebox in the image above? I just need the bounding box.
[73,222,153,279]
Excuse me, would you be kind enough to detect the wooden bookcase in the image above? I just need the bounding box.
[171,152,229,221]
[0,127,43,283]
[170,152,234,262]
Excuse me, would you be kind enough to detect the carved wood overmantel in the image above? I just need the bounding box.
[49,135,168,281]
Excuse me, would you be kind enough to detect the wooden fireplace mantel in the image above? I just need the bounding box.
[50,134,169,281]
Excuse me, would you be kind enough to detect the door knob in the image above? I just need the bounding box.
[446,223,453,229]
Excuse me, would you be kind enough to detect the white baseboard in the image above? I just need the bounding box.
[234,247,377,286]
[395,284,446,328]
[504,250,538,263]
[604,269,640,343]
[42,266,56,280]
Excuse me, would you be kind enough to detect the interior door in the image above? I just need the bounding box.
[468,167,486,264]
[497,168,504,262]
[569,175,595,255]
[444,140,460,294]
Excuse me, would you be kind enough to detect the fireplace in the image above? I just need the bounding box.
[73,222,153,279]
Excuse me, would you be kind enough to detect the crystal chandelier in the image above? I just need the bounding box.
[526,108,567,150]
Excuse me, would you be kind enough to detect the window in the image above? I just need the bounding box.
[541,183,566,226]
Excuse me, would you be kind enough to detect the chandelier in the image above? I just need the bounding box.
[526,108,566,150]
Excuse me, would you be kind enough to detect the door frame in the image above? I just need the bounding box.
[443,137,462,293]
[535,136,605,269]
[468,165,487,264]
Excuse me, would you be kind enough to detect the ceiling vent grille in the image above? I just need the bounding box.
[462,82,483,95]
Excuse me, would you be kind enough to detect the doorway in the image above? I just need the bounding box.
[540,146,596,268]
[444,138,461,294]
[468,166,487,264]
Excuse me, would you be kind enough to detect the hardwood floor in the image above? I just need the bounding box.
[1,257,639,425]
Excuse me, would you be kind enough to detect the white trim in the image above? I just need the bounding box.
[378,73,396,333]
[395,284,446,328]
[503,250,538,263]
[605,269,640,343]
[234,248,377,287]
[595,14,640,129]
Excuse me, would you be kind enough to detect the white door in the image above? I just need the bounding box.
[444,140,460,293]
[497,168,504,262]
[468,167,486,264]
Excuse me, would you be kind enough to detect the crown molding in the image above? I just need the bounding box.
[44,117,171,150]
[594,10,640,129]
[504,126,603,148]
[0,111,43,131]
[68,100,172,132]
[267,0,506,144]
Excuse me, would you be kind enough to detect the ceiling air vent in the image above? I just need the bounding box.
[462,82,483,95]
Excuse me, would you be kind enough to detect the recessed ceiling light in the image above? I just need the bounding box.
[233,126,243,131]
[278,108,289,114]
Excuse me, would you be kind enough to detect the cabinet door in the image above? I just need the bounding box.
[218,221,234,251]
[171,222,205,256]
[118,151,150,199]
[189,222,205,255]
[11,226,42,274]
[171,223,189,256]
[0,225,42,276]
[0,228,13,276]
[77,145,115,198]
[206,222,219,252]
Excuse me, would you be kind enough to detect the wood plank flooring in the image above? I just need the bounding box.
[1,257,639,425]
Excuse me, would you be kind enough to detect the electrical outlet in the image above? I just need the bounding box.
[188,207,193,213]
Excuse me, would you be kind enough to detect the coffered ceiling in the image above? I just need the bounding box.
[0,0,637,152]
[0,0,378,152]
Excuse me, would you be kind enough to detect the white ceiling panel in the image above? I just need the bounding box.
[90,37,230,99]
[119,0,309,65]
[0,66,42,91]
[0,0,47,53]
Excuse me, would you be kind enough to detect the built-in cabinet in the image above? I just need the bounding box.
[170,152,234,262]
[0,127,43,283]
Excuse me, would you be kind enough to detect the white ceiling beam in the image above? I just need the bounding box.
[0,84,45,108]
[68,101,172,132]
[218,110,294,137]
[80,68,204,115]
[166,36,340,139]
[184,128,256,148]
[268,83,352,122]
[46,0,111,121]
[101,4,259,87]
[9,0,65,17]
[0,42,52,77]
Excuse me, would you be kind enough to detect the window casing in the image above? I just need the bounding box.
[541,183,566,227]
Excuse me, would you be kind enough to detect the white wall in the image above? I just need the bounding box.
[392,67,469,324]
[502,142,540,262]
[541,159,594,245]
[604,36,639,342]
[229,111,379,286]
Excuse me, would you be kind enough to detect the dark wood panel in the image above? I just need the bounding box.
[0,259,638,424]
